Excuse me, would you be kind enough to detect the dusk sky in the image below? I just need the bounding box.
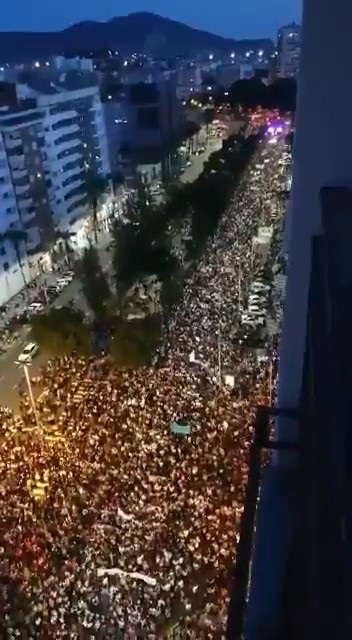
[2,0,302,39]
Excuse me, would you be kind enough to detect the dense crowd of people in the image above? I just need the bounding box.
[0,138,286,638]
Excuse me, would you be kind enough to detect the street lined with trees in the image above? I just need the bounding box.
[30,128,258,366]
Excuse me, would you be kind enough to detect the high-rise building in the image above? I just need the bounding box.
[277,22,301,78]
[0,104,89,303]
[35,85,111,178]
[0,134,30,306]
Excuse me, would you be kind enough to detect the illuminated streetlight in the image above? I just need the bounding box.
[230,52,235,59]
[209,53,214,61]
[14,360,41,433]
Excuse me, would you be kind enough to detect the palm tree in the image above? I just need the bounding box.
[3,229,30,303]
[53,230,77,266]
[84,168,109,244]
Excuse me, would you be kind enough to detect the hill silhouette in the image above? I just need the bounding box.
[0,12,273,62]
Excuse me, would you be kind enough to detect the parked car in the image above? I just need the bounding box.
[28,302,45,314]
[18,342,39,363]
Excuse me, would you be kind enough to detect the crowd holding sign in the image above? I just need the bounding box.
[0,137,287,638]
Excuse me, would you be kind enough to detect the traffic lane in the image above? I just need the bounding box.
[0,243,114,407]
[0,342,48,411]
[180,138,223,184]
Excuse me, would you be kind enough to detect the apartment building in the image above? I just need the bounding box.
[0,134,30,306]
[277,23,301,78]
[102,78,184,182]
[36,84,111,178]
[0,105,89,303]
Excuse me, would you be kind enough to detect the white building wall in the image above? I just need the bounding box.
[0,133,30,305]
[277,24,301,78]
[37,86,111,178]
[278,0,352,441]
[41,110,86,231]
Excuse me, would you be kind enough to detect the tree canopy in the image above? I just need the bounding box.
[30,307,90,356]
[76,244,112,319]
[226,77,297,112]
[110,316,162,368]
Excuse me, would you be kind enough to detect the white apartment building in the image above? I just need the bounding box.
[36,85,111,178]
[277,23,301,78]
[0,134,30,306]
[0,105,90,302]
[41,110,86,231]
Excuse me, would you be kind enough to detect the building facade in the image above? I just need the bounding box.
[0,133,30,306]
[36,86,110,178]
[277,23,301,78]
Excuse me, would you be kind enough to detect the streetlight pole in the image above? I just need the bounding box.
[218,320,222,387]
[14,360,41,433]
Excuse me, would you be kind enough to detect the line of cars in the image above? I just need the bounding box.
[26,271,75,317]
[241,276,270,330]
[17,270,75,363]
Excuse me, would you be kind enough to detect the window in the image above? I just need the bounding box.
[3,261,9,271]
[0,248,6,256]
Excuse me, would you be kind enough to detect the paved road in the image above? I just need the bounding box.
[180,121,243,184]
[180,137,223,184]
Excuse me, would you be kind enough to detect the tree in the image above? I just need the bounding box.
[52,230,76,266]
[229,79,268,110]
[110,316,161,368]
[160,273,184,315]
[203,107,215,136]
[267,78,297,112]
[30,306,90,356]
[76,244,112,319]
[85,169,109,244]
[3,230,29,302]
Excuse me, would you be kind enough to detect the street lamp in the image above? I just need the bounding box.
[14,360,41,433]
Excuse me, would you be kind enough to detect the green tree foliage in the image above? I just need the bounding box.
[110,187,176,300]
[203,106,215,132]
[85,169,109,244]
[76,244,112,319]
[52,230,76,266]
[160,273,184,315]
[30,307,90,356]
[227,78,297,112]
[110,315,162,368]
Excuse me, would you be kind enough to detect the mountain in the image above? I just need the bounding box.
[0,12,274,62]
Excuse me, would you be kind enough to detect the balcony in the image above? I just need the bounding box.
[8,156,25,170]
[21,209,36,224]
[15,183,30,196]
[12,167,27,180]
[17,197,32,209]
[6,137,23,150]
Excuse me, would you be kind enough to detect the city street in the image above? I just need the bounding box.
[0,124,243,411]
[180,120,243,184]
[0,232,113,410]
